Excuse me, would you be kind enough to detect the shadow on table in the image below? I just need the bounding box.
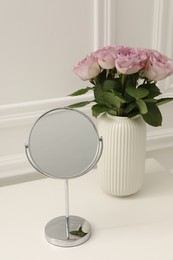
[133,148,173,199]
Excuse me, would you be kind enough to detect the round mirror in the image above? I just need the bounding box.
[27,107,101,179]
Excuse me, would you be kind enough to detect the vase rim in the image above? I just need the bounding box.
[106,113,140,120]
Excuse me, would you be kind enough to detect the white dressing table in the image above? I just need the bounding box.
[0,155,173,260]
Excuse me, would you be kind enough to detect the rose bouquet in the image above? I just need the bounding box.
[69,45,173,126]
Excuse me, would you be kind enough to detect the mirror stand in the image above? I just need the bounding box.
[25,139,102,247]
[25,108,103,247]
[44,179,91,247]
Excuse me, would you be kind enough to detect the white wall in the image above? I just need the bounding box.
[0,0,94,104]
[1,0,173,179]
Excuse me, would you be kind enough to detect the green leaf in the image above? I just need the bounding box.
[92,104,110,117]
[103,92,126,105]
[139,83,161,98]
[156,97,173,106]
[107,67,117,79]
[69,87,93,96]
[96,69,107,84]
[102,80,117,91]
[136,99,148,114]
[68,100,93,108]
[113,78,122,91]
[142,103,162,127]
[94,85,107,105]
[144,98,157,103]
[127,110,139,118]
[124,91,135,103]
[108,109,117,116]
[126,73,139,86]
[124,102,137,114]
[102,79,122,92]
[70,231,78,236]
[113,91,127,103]
[70,227,87,237]
[126,86,149,99]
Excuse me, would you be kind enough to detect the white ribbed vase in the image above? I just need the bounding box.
[97,114,146,196]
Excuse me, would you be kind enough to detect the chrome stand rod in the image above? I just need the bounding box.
[65,179,70,239]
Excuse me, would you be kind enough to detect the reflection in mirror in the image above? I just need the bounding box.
[25,107,103,247]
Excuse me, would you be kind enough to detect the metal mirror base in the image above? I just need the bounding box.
[45,215,91,247]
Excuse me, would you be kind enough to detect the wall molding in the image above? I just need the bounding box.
[93,0,106,49]
[147,128,173,152]
[152,0,173,56]
[0,153,32,178]
[152,0,165,51]
[0,94,93,128]
[93,0,117,50]
[0,127,173,179]
[1,124,173,180]
[152,0,173,91]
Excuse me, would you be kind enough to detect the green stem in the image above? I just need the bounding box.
[118,74,126,116]
[118,107,123,116]
[121,74,126,94]
[106,69,109,78]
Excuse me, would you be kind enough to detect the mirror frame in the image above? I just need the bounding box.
[25,107,103,179]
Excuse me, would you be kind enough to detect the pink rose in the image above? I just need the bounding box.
[73,55,101,80]
[92,46,116,69]
[144,50,173,81]
[115,47,149,75]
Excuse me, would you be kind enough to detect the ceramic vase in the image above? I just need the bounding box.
[97,114,146,196]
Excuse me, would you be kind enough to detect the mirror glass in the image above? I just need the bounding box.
[28,108,100,179]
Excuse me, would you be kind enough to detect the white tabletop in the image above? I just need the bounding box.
[0,156,173,260]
